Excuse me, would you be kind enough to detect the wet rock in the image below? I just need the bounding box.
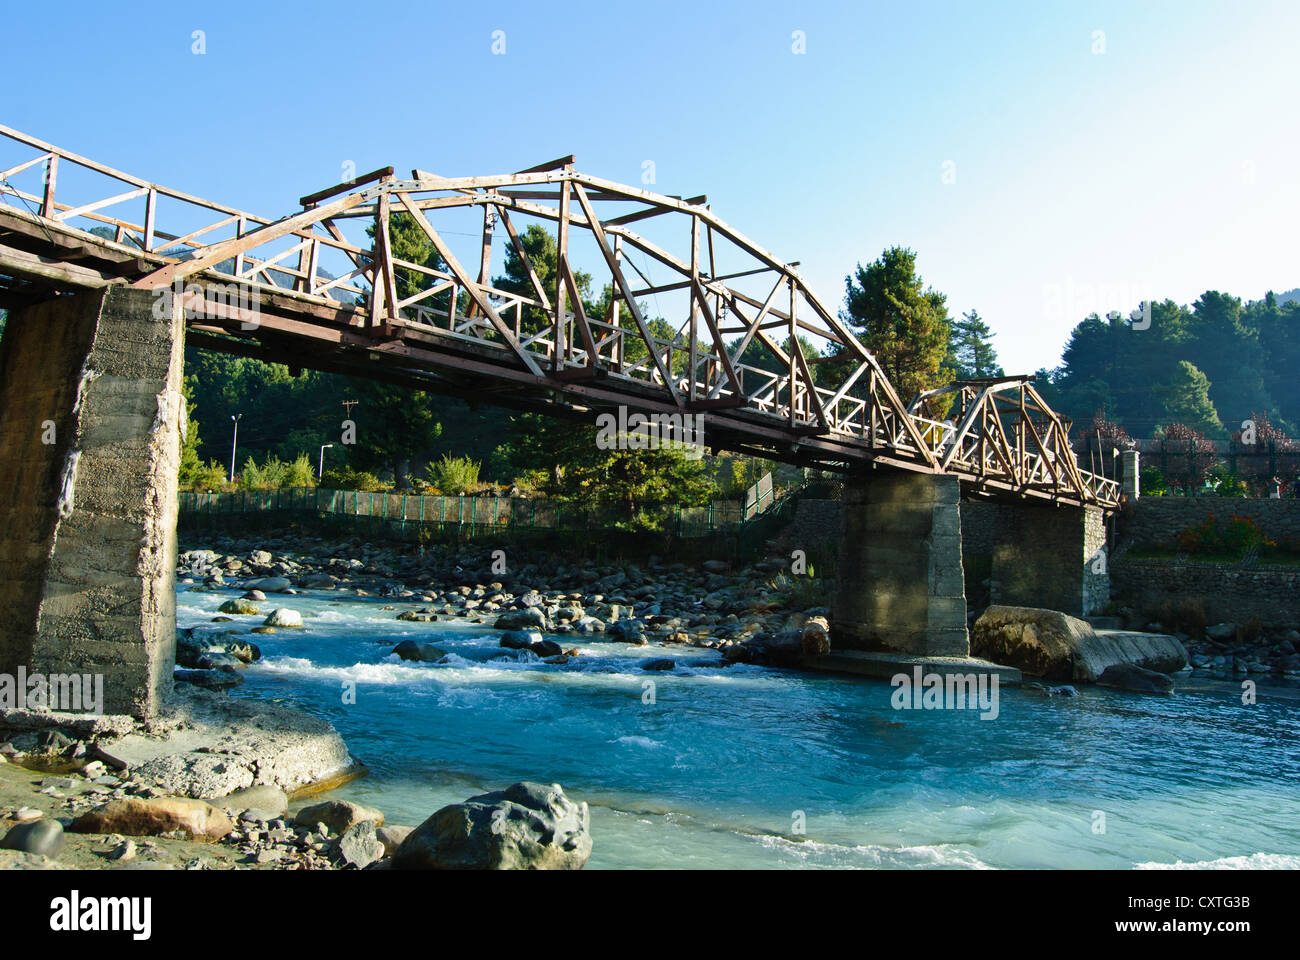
[1205,622,1237,642]
[500,630,543,650]
[224,639,261,664]
[641,658,675,671]
[495,607,547,631]
[391,640,447,662]
[294,800,384,835]
[338,819,386,869]
[70,797,235,841]
[264,608,303,628]
[0,819,64,858]
[246,576,293,592]
[218,598,261,615]
[801,617,831,657]
[391,781,591,870]
[531,639,563,657]
[1097,663,1175,694]
[396,610,437,622]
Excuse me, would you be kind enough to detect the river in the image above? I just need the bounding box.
[177,585,1300,869]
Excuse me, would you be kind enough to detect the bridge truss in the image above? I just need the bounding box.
[0,124,1119,508]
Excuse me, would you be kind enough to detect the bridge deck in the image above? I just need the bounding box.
[0,124,1119,509]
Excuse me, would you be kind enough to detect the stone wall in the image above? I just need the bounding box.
[1119,496,1300,549]
[1111,556,1300,630]
[989,504,1109,617]
[0,286,183,718]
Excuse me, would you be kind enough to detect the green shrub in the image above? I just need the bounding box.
[1176,513,1275,557]
[188,460,230,493]
[426,454,481,496]
[320,465,385,491]
[284,453,316,488]
[239,455,289,490]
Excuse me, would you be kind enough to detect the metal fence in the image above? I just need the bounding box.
[178,487,748,540]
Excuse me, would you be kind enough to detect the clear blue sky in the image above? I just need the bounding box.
[4,0,1297,372]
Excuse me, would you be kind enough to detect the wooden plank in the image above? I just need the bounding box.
[299,166,394,207]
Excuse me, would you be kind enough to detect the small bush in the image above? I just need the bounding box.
[426,454,481,496]
[1158,597,1208,638]
[239,455,289,490]
[283,453,316,488]
[189,460,229,493]
[1176,513,1275,557]
[320,466,386,491]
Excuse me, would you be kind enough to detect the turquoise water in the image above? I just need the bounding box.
[178,586,1300,869]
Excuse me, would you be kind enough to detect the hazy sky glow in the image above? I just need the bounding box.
[3,0,1297,373]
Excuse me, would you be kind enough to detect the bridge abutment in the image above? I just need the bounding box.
[989,503,1109,617]
[0,285,181,718]
[832,471,969,656]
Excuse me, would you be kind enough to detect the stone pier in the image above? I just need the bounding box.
[989,503,1109,617]
[832,470,969,656]
[0,285,183,718]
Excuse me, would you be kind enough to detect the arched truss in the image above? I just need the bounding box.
[0,124,1119,508]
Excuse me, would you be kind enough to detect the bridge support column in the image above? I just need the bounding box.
[989,504,1108,617]
[832,471,969,656]
[0,285,182,718]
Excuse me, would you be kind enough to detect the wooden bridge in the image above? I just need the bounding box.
[0,124,1119,510]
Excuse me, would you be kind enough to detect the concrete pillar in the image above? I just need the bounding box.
[832,470,968,656]
[989,504,1108,617]
[1121,449,1140,500]
[0,285,183,718]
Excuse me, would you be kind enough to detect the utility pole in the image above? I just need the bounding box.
[319,443,334,479]
[342,399,359,418]
[229,413,242,483]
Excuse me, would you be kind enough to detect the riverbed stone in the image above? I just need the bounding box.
[294,799,384,834]
[264,608,303,628]
[215,784,289,818]
[70,797,234,841]
[391,781,591,870]
[376,824,414,857]
[218,598,260,615]
[0,819,65,858]
[971,606,1187,682]
[391,640,447,662]
[1097,662,1176,693]
[500,630,543,650]
[338,819,386,869]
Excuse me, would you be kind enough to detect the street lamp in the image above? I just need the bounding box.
[319,443,334,479]
[229,413,242,483]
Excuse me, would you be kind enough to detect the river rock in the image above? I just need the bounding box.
[495,608,547,631]
[264,608,303,628]
[216,785,289,819]
[294,800,384,835]
[531,639,563,657]
[218,598,260,615]
[641,658,675,671]
[500,630,543,650]
[246,576,293,593]
[392,640,447,662]
[224,639,261,664]
[242,589,268,601]
[1205,622,1237,641]
[801,617,831,657]
[376,824,414,857]
[0,819,65,858]
[971,606,1187,682]
[391,781,591,870]
[338,819,386,869]
[1097,663,1176,693]
[70,797,234,841]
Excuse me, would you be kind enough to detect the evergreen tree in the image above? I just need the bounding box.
[946,309,1002,379]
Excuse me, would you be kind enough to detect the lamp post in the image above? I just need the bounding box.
[319,443,334,479]
[229,413,242,483]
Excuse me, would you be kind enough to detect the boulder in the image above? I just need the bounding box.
[801,617,831,657]
[495,607,548,632]
[215,784,289,819]
[531,639,563,658]
[293,799,384,835]
[218,598,260,616]
[376,824,414,857]
[338,820,386,869]
[263,608,303,628]
[0,819,64,858]
[391,640,447,663]
[1206,622,1237,642]
[1097,663,1176,694]
[174,667,243,690]
[500,630,543,650]
[641,658,675,671]
[242,589,268,601]
[391,781,590,870]
[69,797,234,841]
[224,639,261,664]
[971,606,1187,682]
[246,576,293,592]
